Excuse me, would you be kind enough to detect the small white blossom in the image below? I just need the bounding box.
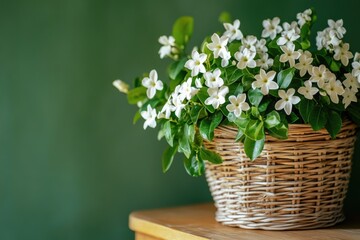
[141,105,157,129]
[158,35,176,59]
[352,61,360,83]
[112,80,129,94]
[262,17,282,40]
[223,19,243,42]
[334,43,353,66]
[142,69,164,99]
[298,80,319,100]
[252,69,278,95]
[221,50,231,67]
[207,33,229,58]
[159,100,176,119]
[179,78,199,101]
[256,39,268,54]
[204,68,224,88]
[342,88,357,108]
[256,53,273,70]
[279,45,301,67]
[235,48,256,69]
[172,96,186,118]
[195,78,202,88]
[205,86,229,109]
[241,35,257,52]
[277,22,300,48]
[185,50,207,77]
[226,94,250,117]
[354,52,360,62]
[343,73,360,92]
[294,50,313,77]
[328,19,346,39]
[297,9,312,27]
[275,88,300,115]
[309,65,332,88]
[324,78,345,104]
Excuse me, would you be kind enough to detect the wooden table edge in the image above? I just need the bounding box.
[129,211,208,240]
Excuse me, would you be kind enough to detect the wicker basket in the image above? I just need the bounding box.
[204,120,357,230]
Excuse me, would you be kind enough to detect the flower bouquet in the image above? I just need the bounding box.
[114,9,359,229]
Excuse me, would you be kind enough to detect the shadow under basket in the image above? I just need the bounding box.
[204,120,357,230]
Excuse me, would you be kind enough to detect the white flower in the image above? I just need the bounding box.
[262,17,282,40]
[141,104,157,129]
[279,45,301,67]
[241,35,257,52]
[354,52,360,62]
[195,78,203,88]
[226,94,250,117]
[207,33,229,58]
[343,73,360,92]
[223,19,243,42]
[172,95,186,118]
[205,86,229,109]
[297,9,312,27]
[112,80,129,94]
[275,88,300,115]
[256,53,273,70]
[179,78,199,101]
[342,88,357,108]
[352,61,360,82]
[255,39,268,54]
[159,100,176,119]
[298,80,319,100]
[221,50,231,67]
[324,79,345,104]
[142,69,164,99]
[334,43,353,66]
[328,19,346,39]
[158,35,176,59]
[185,50,207,77]
[309,65,332,88]
[277,22,300,48]
[294,50,313,77]
[204,68,224,88]
[235,48,256,69]
[252,69,278,95]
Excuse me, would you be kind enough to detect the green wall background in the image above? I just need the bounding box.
[1,0,360,239]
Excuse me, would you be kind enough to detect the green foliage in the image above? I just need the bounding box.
[162,145,178,173]
[127,87,147,104]
[172,16,194,47]
[277,68,295,89]
[199,148,222,164]
[244,137,265,160]
[183,153,204,177]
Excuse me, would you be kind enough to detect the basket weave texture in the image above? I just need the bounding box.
[204,121,357,230]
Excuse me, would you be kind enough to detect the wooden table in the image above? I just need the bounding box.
[129,203,360,240]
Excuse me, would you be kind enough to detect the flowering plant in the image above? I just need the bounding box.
[114,9,360,177]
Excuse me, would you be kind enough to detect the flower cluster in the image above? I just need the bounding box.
[114,9,360,176]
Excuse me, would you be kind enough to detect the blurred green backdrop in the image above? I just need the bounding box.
[1,0,360,239]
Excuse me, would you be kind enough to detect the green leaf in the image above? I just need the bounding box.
[226,68,244,85]
[248,88,263,107]
[199,118,212,141]
[330,60,341,72]
[258,98,272,112]
[265,111,281,128]
[162,145,178,173]
[127,87,147,104]
[218,11,232,23]
[245,119,265,141]
[183,154,204,177]
[228,42,242,55]
[197,87,215,113]
[325,110,342,138]
[179,124,192,158]
[277,68,295,89]
[168,58,187,80]
[288,112,299,123]
[300,39,311,50]
[244,137,265,161]
[163,121,175,147]
[309,106,327,130]
[251,106,260,118]
[298,98,315,123]
[172,16,194,47]
[300,23,310,39]
[210,111,223,135]
[268,123,288,139]
[235,128,245,142]
[242,75,254,91]
[190,105,204,124]
[133,111,141,124]
[200,148,223,164]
